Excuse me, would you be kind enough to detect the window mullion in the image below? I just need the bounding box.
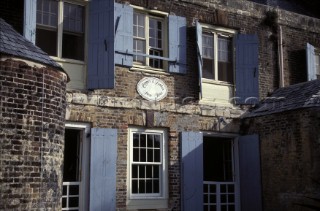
[214,33,218,80]
[145,15,150,66]
[57,1,64,58]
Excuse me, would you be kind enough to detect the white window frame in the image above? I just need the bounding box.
[36,0,87,62]
[127,127,168,210]
[131,5,169,73]
[200,24,237,106]
[201,24,237,85]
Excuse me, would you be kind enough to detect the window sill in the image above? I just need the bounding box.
[127,198,168,210]
[202,78,234,87]
[199,99,235,108]
[50,56,85,65]
[130,66,170,75]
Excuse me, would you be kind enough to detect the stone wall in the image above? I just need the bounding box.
[241,108,320,211]
[0,58,68,210]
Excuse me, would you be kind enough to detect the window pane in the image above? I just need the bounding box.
[218,36,233,83]
[64,3,84,33]
[36,28,57,56]
[139,165,145,178]
[154,135,160,148]
[139,180,146,193]
[146,165,152,178]
[147,135,153,147]
[133,148,139,162]
[132,165,138,178]
[133,13,145,38]
[153,180,159,193]
[147,149,153,162]
[203,58,214,79]
[140,149,146,162]
[140,134,146,147]
[202,34,214,59]
[149,49,163,69]
[133,134,139,147]
[133,39,146,63]
[62,33,84,60]
[154,166,159,179]
[146,180,153,193]
[154,149,160,162]
[132,180,138,193]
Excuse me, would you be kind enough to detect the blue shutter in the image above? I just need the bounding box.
[114,3,133,67]
[196,21,203,99]
[90,128,117,211]
[181,132,203,211]
[87,0,115,89]
[235,34,259,104]
[169,15,187,74]
[239,134,262,211]
[23,0,37,44]
[307,43,316,81]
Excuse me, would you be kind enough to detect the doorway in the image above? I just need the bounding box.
[203,136,240,211]
[62,123,90,211]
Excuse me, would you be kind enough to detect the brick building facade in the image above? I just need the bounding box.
[1,0,320,210]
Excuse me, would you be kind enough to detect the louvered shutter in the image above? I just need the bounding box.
[168,15,187,74]
[24,0,37,44]
[239,134,262,211]
[90,128,117,211]
[181,131,203,211]
[235,34,259,104]
[87,0,115,89]
[114,3,133,67]
[307,43,316,81]
[196,21,203,99]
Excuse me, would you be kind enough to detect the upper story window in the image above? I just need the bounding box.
[315,50,320,79]
[202,29,234,84]
[133,11,166,70]
[196,22,259,105]
[36,0,85,61]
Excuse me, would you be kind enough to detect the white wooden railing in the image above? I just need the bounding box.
[62,182,80,210]
[203,181,236,211]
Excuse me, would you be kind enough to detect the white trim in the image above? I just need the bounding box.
[65,122,91,211]
[127,127,168,209]
[132,8,169,72]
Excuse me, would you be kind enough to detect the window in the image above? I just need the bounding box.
[128,128,168,209]
[202,30,234,84]
[36,0,85,61]
[132,10,167,70]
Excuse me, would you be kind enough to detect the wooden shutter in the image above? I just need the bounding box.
[90,128,117,211]
[114,3,133,67]
[181,132,203,211]
[87,0,115,89]
[235,34,259,104]
[168,15,187,74]
[23,0,36,44]
[239,134,262,211]
[307,43,316,81]
[196,22,203,99]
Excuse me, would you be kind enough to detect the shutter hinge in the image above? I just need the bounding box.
[104,39,108,51]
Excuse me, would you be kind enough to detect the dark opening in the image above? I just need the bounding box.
[36,28,57,56]
[63,129,81,182]
[203,137,234,182]
[62,33,84,60]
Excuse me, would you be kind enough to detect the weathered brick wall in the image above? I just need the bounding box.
[241,108,320,211]
[66,66,243,210]
[0,58,68,210]
[0,0,24,35]
[65,0,320,210]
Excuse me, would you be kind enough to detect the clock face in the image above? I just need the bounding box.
[137,77,168,101]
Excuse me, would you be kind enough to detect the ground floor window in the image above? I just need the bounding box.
[203,137,239,211]
[127,128,168,209]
